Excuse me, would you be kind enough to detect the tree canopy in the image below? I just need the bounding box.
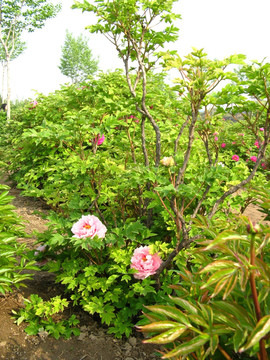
[59,30,99,84]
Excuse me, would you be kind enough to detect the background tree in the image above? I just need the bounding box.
[0,0,61,119]
[0,37,26,102]
[59,30,99,84]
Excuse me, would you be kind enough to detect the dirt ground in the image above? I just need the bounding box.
[0,176,269,360]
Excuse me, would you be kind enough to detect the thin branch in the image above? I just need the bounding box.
[174,117,189,156]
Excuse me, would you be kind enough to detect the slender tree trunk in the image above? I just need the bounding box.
[1,63,6,102]
[6,54,10,120]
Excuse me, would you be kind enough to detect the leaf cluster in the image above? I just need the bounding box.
[12,294,80,339]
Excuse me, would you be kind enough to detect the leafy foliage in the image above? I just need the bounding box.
[138,205,270,359]
[12,294,80,339]
[0,0,269,349]
[0,184,38,294]
[59,30,99,83]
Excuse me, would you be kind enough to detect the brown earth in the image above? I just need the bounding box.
[0,176,269,360]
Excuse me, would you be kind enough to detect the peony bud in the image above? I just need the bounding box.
[160,156,174,167]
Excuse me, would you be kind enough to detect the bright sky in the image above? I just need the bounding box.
[9,0,270,101]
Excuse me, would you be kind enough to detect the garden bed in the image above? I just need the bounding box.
[0,176,161,360]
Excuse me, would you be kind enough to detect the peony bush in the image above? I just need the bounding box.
[0,0,269,354]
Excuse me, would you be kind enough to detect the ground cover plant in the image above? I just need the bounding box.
[0,184,38,294]
[0,0,270,358]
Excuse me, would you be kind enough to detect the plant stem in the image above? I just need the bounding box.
[249,234,269,360]
[217,345,233,360]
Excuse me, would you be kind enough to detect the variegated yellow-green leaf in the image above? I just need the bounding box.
[143,325,187,344]
[210,334,219,354]
[204,231,248,250]
[239,315,270,352]
[233,328,248,352]
[201,268,236,289]
[169,296,198,315]
[212,301,253,330]
[144,305,190,325]
[137,320,182,333]
[161,334,210,358]
[200,260,238,273]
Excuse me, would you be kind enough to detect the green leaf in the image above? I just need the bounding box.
[144,305,190,325]
[233,328,248,352]
[240,315,270,352]
[210,334,219,355]
[143,326,187,344]
[138,320,183,333]
[204,231,248,250]
[162,334,209,358]
[169,296,198,315]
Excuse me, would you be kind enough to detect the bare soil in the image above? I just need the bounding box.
[0,176,268,360]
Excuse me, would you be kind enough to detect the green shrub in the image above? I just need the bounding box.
[0,184,38,294]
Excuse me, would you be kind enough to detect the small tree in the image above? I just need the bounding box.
[0,0,61,119]
[59,30,99,84]
[0,37,26,102]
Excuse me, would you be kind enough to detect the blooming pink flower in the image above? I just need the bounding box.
[232,155,239,161]
[214,136,218,141]
[93,134,105,145]
[221,143,226,148]
[29,100,38,109]
[71,215,107,239]
[97,134,105,145]
[259,128,264,131]
[34,245,46,257]
[232,142,236,145]
[213,132,218,136]
[250,156,257,162]
[254,141,259,148]
[128,115,139,123]
[130,246,162,280]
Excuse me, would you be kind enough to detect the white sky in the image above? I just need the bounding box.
[8,0,270,101]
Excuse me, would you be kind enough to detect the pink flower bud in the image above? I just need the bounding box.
[160,156,174,167]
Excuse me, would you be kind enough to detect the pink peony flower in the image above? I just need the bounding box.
[250,156,257,162]
[127,115,139,123]
[34,245,47,257]
[92,134,105,145]
[130,246,162,280]
[71,215,107,239]
[97,134,105,145]
[214,136,218,141]
[221,143,226,148]
[259,128,264,131]
[232,154,239,161]
[29,100,38,109]
[254,141,260,148]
